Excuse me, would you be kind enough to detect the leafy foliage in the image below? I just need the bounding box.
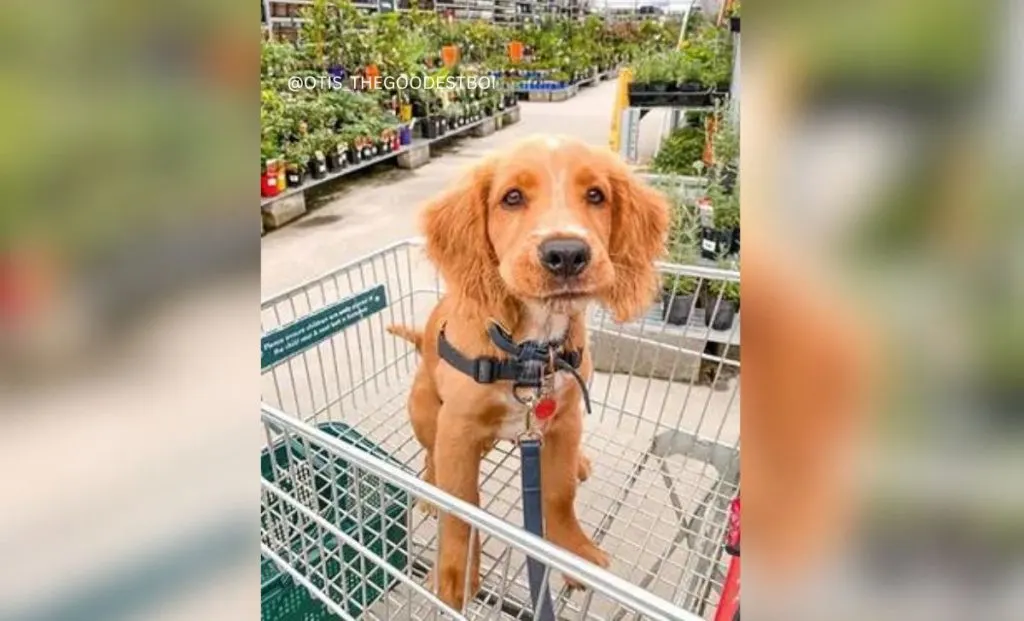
[651,126,706,176]
[262,4,682,167]
[631,21,733,87]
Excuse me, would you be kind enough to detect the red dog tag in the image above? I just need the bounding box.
[534,398,556,420]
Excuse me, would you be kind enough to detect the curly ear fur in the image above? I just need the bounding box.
[604,164,670,323]
[420,158,509,312]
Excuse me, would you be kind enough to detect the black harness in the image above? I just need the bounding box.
[437,321,592,413]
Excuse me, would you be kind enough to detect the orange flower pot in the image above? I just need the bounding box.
[508,41,524,63]
[441,45,459,68]
[365,64,380,89]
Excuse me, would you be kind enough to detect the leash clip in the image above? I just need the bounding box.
[513,384,540,407]
[517,428,544,445]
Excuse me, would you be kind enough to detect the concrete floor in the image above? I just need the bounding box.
[261,78,670,297]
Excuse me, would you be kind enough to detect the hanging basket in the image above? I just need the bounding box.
[441,45,460,68]
[508,41,524,63]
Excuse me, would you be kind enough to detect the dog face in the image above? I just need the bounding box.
[422,135,669,322]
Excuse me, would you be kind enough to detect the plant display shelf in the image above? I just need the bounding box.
[591,302,741,347]
[618,104,715,165]
[261,107,516,209]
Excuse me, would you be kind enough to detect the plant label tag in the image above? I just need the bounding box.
[702,239,717,252]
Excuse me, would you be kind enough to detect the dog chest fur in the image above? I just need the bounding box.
[492,308,575,441]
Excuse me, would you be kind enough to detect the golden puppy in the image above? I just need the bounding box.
[389,135,668,609]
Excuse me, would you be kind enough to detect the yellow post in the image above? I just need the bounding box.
[609,68,632,153]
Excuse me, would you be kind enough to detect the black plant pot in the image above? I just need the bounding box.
[730,16,740,33]
[730,227,741,255]
[651,82,670,92]
[347,149,360,165]
[285,167,305,188]
[308,156,328,180]
[325,151,343,171]
[662,292,696,326]
[703,299,738,331]
[422,117,440,139]
[700,227,736,260]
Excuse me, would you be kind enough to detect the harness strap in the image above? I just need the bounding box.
[519,438,555,621]
[437,323,593,414]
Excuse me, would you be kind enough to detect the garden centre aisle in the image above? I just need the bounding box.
[261,77,667,296]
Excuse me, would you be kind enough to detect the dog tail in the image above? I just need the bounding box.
[387,324,423,353]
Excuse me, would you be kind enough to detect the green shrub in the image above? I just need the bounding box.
[652,126,706,176]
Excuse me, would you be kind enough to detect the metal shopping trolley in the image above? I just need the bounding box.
[261,239,740,621]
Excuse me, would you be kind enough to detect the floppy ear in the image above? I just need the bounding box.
[420,157,506,308]
[604,163,670,323]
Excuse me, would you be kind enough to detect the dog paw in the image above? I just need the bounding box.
[416,498,438,517]
[563,543,610,589]
[435,564,480,611]
[576,454,592,483]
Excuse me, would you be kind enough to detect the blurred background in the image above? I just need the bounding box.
[1,0,1021,619]
[0,0,256,619]
[741,0,1024,619]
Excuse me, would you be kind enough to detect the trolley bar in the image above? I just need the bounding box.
[261,403,705,621]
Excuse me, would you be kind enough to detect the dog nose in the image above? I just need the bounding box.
[539,238,590,278]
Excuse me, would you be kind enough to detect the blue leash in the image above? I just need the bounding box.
[519,436,556,621]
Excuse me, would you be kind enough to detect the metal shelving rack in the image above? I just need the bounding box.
[261,0,592,38]
[617,4,740,165]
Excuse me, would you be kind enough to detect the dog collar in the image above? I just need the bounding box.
[437,321,592,414]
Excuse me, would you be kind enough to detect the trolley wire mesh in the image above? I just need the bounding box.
[261,239,738,620]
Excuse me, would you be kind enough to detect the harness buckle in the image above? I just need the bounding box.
[474,358,494,383]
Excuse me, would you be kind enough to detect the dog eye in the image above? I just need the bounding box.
[501,189,525,208]
[585,188,605,205]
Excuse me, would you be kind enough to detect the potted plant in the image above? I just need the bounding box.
[730,0,741,33]
[308,129,342,173]
[702,274,739,331]
[660,191,703,325]
[282,141,308,188]
[662,274,700,325]
[699,190,739,259]
[261,156,283,197]
[308,143,328,180]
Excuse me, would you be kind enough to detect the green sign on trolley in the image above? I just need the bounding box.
[261,284,388,370]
